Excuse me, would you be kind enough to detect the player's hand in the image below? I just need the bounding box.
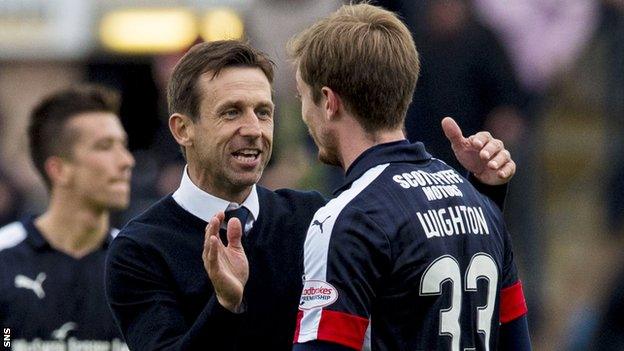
[202,212,248,313]
[442,117,515,185]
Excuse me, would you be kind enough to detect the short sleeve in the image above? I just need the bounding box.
[294,208,391,349]
[498,226,528,324]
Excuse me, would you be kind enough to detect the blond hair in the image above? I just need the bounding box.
[289,3,420,132]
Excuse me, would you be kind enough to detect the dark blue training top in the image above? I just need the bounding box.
[0,217,127,350]
[105,187,327,350]
[294,140,527,351]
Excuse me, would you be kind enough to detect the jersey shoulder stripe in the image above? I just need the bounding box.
[0,221,27,251]
[296,163,389,345]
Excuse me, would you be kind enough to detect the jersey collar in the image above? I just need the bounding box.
[333,139,432,195]
[21,215,116,251]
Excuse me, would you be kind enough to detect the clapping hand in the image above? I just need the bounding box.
[202,212,248,313]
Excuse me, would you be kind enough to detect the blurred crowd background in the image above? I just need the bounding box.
[0,0,623,349]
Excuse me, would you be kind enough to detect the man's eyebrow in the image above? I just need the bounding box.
[256,101,275,109]
[92,135,126,144]
[215,99,274,110]
[214,100,243,110]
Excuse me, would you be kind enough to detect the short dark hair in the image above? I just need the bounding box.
[167,40,275,121]
[28,84,121,188]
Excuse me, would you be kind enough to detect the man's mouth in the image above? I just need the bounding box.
[232,148,261,162]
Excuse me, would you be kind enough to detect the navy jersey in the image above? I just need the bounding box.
[294,141,527,351]
[0,218,127,351]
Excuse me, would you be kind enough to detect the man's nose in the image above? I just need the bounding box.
[238,110,262,138]
[118,145,135,169]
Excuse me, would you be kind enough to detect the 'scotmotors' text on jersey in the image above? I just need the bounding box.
[393,169,465,201]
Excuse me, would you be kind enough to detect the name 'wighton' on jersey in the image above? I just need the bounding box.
[294,140,527,351]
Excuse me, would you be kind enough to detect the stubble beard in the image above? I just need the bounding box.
[221,155,267,193]
[316,131,341,168]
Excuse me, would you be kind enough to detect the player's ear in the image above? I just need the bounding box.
[169,113,194,148]
[44,155,72,187]
[321,87,342,121]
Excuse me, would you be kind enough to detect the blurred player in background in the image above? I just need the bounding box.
[290,4,530,350]
[0,85,133,350]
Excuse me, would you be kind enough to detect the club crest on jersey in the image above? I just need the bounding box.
[299,280,338,310]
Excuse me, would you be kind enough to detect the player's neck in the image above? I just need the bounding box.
[338,123,405,171]
[36,194,110,259]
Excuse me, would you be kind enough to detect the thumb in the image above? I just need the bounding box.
[441,117,465,146]
[226,218,244,249]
